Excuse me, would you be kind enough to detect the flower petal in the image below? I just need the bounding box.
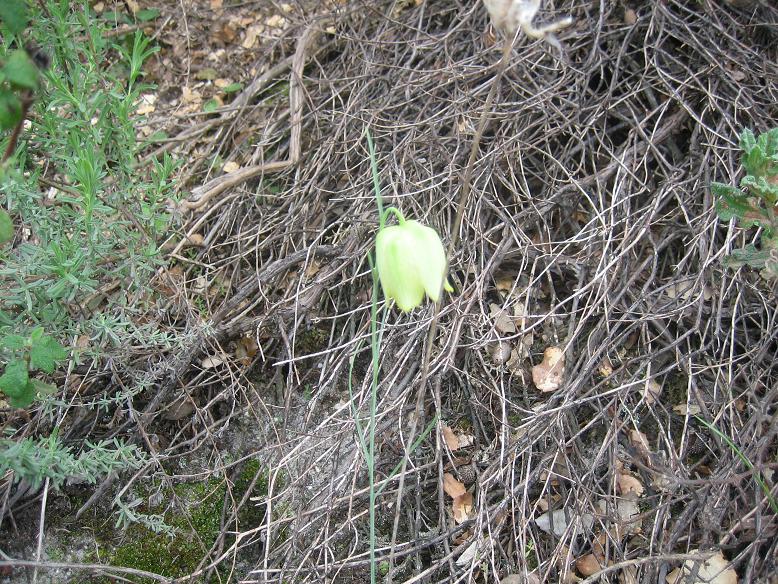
[376,226,425,311]
[403,220,448,302]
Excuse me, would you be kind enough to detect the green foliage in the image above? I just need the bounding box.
[0,1,178,340]
[0,207,12,242]
[713,128,778,278]
[0,2,39,131]
[0,326,67,407]
[0,433,146,490]
[0,0,29,36]
[0,0,181,536]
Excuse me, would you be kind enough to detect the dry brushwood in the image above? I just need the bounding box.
[5,0,778,582]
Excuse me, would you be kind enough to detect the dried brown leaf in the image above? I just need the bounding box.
[490,302,517,334]
[532,346,565,392]
[452,492,474,524]
[617,473,644,498]
[576,554,602,577]
[666,551,738,584]
[442,425,459,451]
[443,472,466,499]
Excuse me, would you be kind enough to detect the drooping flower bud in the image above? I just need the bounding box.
[375,218,452,312]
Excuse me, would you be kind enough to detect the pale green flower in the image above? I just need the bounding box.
[375,218,452,312]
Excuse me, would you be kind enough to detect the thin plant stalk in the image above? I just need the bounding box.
[695,416,778,514]
[383,35,517,583]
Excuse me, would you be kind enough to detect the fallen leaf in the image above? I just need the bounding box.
[201,354,226,369]
[136,93,156,115]
[615,498,641,536]
[598,356,614,377]
[442,425,459,451]
[235,336,258,366]
[535,508,594,538]
[223,161,240,173]
[673,404,701,416]
[624,8,637,24]
[452,492,474,524]
[443,472,466,499]
[456,540,479,567]
[242,24,264,49]
[576,554,601,576]
[183,233,204,247]
[490,340,512,365]
[617,473,644,498]
[210,0,223,8]
[532,346,565,392]
[490,302,516,334]
[125,0,139,14]
[182,86,202,104]
[265,14,286,28]
[164,395,195,420]
[666,550,738,584]
[592,530,608,563]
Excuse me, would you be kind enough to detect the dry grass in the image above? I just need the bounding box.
[4,0,778,582]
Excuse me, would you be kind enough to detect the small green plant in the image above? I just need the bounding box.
[347,130,451,584]
[0,326,67,407]
[713,128,778,278]
[0,0,42,241]
[0,432,146,490]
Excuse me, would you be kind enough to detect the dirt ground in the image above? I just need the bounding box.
[2,0,777,582]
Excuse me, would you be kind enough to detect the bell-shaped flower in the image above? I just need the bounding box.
[376,218,452,312]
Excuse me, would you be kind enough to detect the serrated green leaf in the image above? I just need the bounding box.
[739,128,756,153]
[0,359,29,397]
[1,334,26,350]
[725,244,770,268]
[29,336,68,373]
[0,208,13,244]
[0,91,23,130]
[3,50,39,90]
[711,182,743,199]
[0,0,28,36]
[8,381,36,408]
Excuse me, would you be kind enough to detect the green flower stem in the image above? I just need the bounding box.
[365,129,385,230]
[382,206,406,226]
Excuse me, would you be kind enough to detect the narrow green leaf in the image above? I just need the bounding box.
[739,128,756,153]
[29,326,44,342]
